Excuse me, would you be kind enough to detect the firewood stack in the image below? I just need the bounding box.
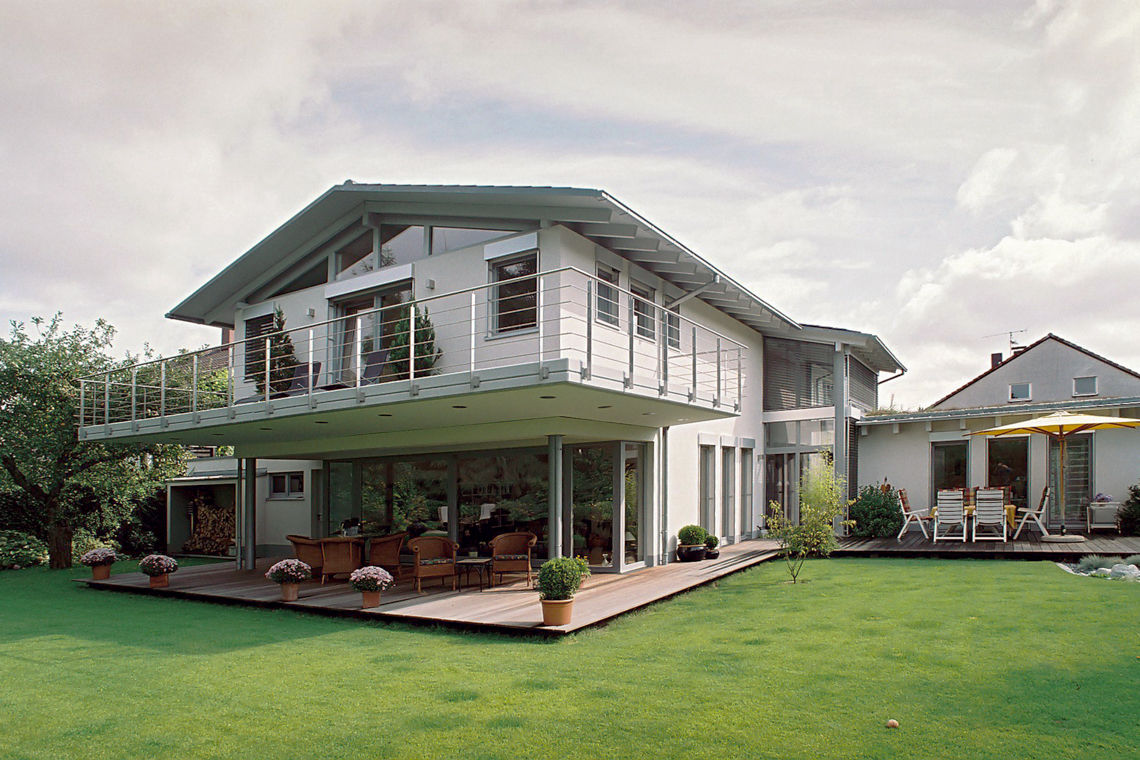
[182,502,235,555]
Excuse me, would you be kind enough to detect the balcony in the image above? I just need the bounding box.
[77,267,745,449]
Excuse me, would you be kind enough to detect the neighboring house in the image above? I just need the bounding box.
[77,183,901,572]
[168,456,321,557]
[859,334,1140,530]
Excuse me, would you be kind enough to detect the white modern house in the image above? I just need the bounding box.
[77,183,902,572]
[859,334,1140,531]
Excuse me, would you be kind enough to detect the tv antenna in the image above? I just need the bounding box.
[981,329,1028,353]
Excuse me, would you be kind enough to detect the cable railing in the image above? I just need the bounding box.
[77,266,746,429]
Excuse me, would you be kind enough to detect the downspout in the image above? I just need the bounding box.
[660,426,669,565]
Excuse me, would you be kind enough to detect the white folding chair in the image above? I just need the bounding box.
[1013,487,1051,539]
[933,489,967,542]
[896,488,930,540]
[973,488,1007,542]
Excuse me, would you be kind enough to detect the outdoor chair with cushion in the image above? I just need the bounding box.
[896,488,931,540]
[286,535,323,580]
[973,487,1007,542]
[367,532,408,581]
[408,536,458,593]
[319,536,363,584]
[360,350,388,385]
[269,361,321,399]
[933,489,967,542]
[1013,486,1051,539]
[489,531,537,587]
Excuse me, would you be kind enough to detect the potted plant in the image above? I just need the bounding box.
[676,525,708,562]
[138,554,178,588]
[704,534,720,560]
[349,565,395,609]
[536,557,590,626]
[265,558,312,601]
[79,547,118,580]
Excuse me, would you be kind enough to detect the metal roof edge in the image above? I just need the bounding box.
[859,395,1140,425]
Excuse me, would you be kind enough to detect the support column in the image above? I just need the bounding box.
[548,434,564,560]
[833,344,848,489]
[241,457,257,570]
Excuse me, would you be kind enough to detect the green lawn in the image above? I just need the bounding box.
[1,558,1137,760]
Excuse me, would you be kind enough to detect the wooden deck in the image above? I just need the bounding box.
[836,530,1140,559]
[78,539,780,636]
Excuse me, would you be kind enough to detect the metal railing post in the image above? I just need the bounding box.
[408,310,416,381]
[691,327,697,401]
[658,305,666,395]
[160,361,166,417]
[355,316,363,388]
[627,291,635,386]
[104,374,110,425]
[737,347,743,406]
[308,328,315,400]
[715,337,722,406]
[192,354,199,413]
[264,336,271,402]
[131,367,137,422]
[79,380,85,427]
[469,292,477,372]
[585,280,593,379]
[226,348,233,407]
[537,276,544,363]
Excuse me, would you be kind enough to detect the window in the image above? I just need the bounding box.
[1009,382,1031,402]
[699,445,716,533]
[739,449,754,536]
[270,471,304,498]
[721,447,735,538]
[1073,376,1098,396]
[243,314,275,379]
[336,232,374,278]
[378,225,426,268]
[491,253,538,333]
[631,282,656,340]
[663,306,681,350]
[430,227,510,255]
[931,441,968,505]
[596,264,620,326]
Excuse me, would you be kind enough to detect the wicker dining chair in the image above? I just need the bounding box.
[286,535,323,580]
[407,536,458,593]
[367,532,408,581]
[489,531,537,587]
[319,537,364,584]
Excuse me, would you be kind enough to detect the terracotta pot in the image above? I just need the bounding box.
[280,582,299,602]
[92,564,111,580]
[361,590,381,609]
[676,545,707,562]
[149,574,169,588]
[540,598,574,626]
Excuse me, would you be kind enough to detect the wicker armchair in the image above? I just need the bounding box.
[367,532,408,581]
[489,531,537,588]
[407,536,457,593]
[319,537,363,584]
[286,535,323,580]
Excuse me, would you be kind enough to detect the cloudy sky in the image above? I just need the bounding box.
[2,0,1137,407]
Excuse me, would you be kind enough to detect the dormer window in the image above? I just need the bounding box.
[1008,382,1031,402]
[1073,376,1098,397]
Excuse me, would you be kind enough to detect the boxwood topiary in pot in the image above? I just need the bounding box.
[704,533,720,560]
[676,524,708,562]
[536,557,590,626]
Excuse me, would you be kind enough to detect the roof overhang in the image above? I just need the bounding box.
[764,322,905,375]
[859,395,1140,426]
[166,183,800,336]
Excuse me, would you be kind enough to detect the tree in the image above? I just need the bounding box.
[0,315,186,567]
[251,306,298,397]
[766,453,853,583]
[387,306,441,380]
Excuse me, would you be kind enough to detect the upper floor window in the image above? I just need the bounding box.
[1008,382,1031,402]
[1073,376,1098,396]
[430,227,510,255]
[491,253,538,334]
[337,232,375,279]
[631,282,656,340]
[596,264,620,326]
[663,306,681,350]
[270,471,304,498]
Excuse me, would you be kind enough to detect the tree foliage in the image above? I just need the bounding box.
[766,454,853,583]
[251,307,298,397]
[849,483,905,538]
[387,306,441,381]
[0,315,186,567]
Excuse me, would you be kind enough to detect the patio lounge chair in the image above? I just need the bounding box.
[1013,486,1051,539]
[319,536,363,584]
[408,536,458,593]
[932,489,967,542]
[286,534,323,580]
[896,488,931,540]
[489,531,537,587]
[973,488,1007,542]
[269,361,321,399]
[367,532,408,580]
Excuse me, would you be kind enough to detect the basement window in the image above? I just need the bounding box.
[1008,382,1031,402]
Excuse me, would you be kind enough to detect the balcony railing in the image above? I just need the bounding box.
[77,267,745,429]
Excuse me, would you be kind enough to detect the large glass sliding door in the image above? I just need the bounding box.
[987,437,1028,509]
[457,451,548,558]
[570,445,614,567]
[931,441,968,503]
[334,283,412,385]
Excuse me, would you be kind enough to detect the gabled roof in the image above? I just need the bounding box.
[167,182,799,336]
[795,323,905,374]
[929,333,1140,409]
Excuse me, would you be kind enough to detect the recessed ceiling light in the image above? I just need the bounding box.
[598,405,612,409]
[540,395,556,399]
[259,427,272,431]
[211,433,224,436]
[642,412,655,416]
[314,420,329,424]
[452,405,467,409]
[378,413,392,417]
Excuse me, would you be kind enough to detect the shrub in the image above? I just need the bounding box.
[766,455,854,583]
[348,566,394,592]
[705,534,719,550]
[1118,483,1140,535]
[1076,555,1119,573]
[265,559,312,585]
[677,525,707,546]
[849,485,904,538]
[536,557,590,601]
[0,531,48,570]
[1123,554,1140,566]
[79,547,118,567]
[72,530,118,559]
[138,554,178,576]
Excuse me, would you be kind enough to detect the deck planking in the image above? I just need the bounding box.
[78,540,780,636]
[835,529,1140,560]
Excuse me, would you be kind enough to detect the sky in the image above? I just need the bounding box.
[1,0,1138,408]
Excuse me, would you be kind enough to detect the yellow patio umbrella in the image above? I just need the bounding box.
[968,411,1140,525]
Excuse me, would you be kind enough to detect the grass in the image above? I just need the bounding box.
[1,558,1137,760]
